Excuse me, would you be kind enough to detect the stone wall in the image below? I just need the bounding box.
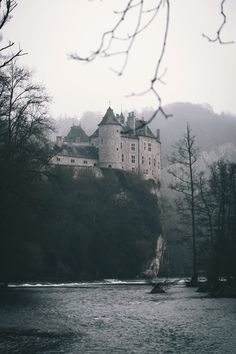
[99,125,122,169]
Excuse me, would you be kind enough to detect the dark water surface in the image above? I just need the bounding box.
[0,283,236,353]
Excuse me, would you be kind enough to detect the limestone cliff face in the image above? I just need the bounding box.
[143,235,165,278]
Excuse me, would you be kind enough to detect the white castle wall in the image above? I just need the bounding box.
[138,136,161,181]
[119,135,161,181]
[51,155,97,168]
[99,124,122,169]
[120,136,139,173]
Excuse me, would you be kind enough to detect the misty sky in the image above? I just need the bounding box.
[3,0,236,118]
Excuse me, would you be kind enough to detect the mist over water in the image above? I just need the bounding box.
[0,282,236,353]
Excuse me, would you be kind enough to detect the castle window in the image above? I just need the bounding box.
[158,162,160,169]
[71,159,75,163]
[144,142,146,150]
[154,158,156,166]
[101,138,103,144]
[117,129,119,133]
[142,156,144,164]
[120,142,122,149]
[131,155,135,163]
[108,164,112,168]
[149,157,151,166]
[145,169,148,175]
[56,157,61,162]
[148,143,152,151]
[131,143,135,151]
[117,148,119,151]
[94,163,97,166]
[122,154,124,162]
[83,160,88,164]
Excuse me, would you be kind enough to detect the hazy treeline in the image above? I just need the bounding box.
[161,124,236,284]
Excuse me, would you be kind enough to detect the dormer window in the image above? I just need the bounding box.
[148,143,152,151]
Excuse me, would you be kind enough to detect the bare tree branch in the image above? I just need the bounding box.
[202,0,234,45]
[0,1,26,68]
[71,0,171,127]
[0,0,17,30]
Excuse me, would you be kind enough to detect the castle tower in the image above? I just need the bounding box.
[98,107,122,169]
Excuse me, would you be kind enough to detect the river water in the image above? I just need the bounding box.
[0,281,236,353]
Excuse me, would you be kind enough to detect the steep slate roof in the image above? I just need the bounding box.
[59,145,98,159]
[98,107,121,126]
[90,128,99,138]
[121,119,156,139]
[135,120,156,138]
[65,125,89,143]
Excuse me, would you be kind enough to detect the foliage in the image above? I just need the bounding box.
[197,160,236,280]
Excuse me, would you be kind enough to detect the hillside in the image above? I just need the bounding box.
[147,102,236,165]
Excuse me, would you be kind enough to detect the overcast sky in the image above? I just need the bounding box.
[3,0,236,118]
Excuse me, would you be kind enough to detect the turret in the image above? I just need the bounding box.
[98,107,122,169]
[127,112,135,132]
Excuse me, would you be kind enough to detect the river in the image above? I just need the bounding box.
[0,281,236,353]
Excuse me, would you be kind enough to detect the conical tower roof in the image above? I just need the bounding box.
[65,125,89,143]
[98,107,121,126]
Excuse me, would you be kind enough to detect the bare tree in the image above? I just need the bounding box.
[71,0,233,128]
[208,160,236,280]
[71,0,171,124]
[202,0,234,45]
[0,0,24,69]
[168,124,199,284]
[0,60,54,180]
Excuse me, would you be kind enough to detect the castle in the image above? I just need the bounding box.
[52,107,161,182]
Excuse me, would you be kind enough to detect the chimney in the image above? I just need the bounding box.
[156,129,160,141]
[127,112,135,132]
[120,113,125,125]
[56,136,63,146]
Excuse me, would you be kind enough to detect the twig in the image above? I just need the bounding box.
[202,0,234,45]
